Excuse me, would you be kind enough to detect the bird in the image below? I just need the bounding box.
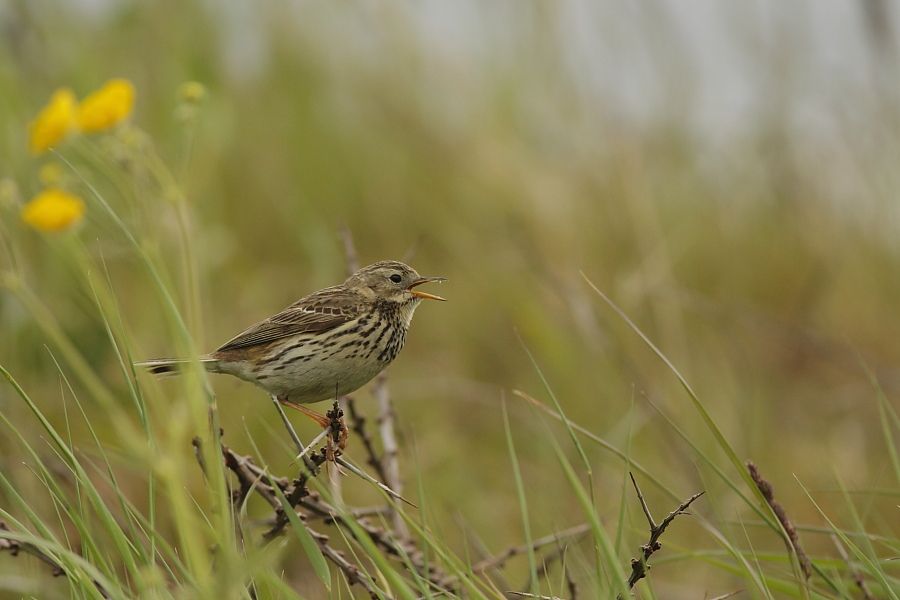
[137,260,445,436]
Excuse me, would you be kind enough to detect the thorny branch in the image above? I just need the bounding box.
[309,528,383,598]
[472,524,591,575]
[0,520,110,598]
[345,396,389,483]
[203,435,456,595]
[470,524,589,599]
[621,472,704,593]
[252,455,326,543]
[197,435,382,593]
[746,461,812,580]
[209,436,594,597]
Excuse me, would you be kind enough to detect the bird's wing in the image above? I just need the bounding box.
[215,286,363,352]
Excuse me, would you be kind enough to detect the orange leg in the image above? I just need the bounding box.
[281,399,330,428]
[281,399,349,452]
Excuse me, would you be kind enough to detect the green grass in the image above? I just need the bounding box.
[1,2,900,598]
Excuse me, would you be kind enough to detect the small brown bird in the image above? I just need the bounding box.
[138,261,445,429]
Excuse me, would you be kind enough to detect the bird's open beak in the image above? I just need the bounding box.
[408,276,447,301]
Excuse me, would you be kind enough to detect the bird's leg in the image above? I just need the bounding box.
[281,399,330,428]
[281,399,349,457]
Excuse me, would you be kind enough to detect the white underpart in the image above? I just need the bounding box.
[399,297,422,328]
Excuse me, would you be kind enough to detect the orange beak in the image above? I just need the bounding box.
[408,276,447,301]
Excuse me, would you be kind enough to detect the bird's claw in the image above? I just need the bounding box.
[325,401,349,461]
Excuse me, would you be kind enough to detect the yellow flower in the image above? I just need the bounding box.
[28,88,78,155]
[21,188,85,233]
[78,79,135,133]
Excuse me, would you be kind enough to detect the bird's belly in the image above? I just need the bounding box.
[251,343,389,404]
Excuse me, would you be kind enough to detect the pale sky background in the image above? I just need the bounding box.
[13,0,897,143]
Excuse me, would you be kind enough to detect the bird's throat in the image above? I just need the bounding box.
[398,298,422,328]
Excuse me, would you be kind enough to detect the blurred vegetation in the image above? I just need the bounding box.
[1,1,899,598]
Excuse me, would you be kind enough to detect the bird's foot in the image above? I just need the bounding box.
[325,401,349,461]
[281,399,348,462]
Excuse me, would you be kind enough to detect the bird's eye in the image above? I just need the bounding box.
[389,274,403,284]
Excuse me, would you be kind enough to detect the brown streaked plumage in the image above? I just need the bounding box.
[137,261,446,410]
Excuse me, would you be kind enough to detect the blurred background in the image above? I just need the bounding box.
[1,1,899,597]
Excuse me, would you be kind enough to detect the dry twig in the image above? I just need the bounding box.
[522,541,576,594]
[622,472,704,593]
[0,520,109,598]
[440,523,590,598]
[262,450,328,542]
[205,436,453,595]
[565,565,577,600]
[345,396,389,483]
[308,527,382,598]
[746,461,812,580]
[831,534,874,600]
[334,227,360,506]
[199,436,384,595]
[299,494,455,591]
[339,226,360,276]
[473,524,591,575]
[373,371,408,537]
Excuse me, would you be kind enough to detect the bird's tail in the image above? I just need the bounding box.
[135,356,220,376]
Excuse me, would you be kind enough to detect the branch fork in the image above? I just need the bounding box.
[623,472,704,592]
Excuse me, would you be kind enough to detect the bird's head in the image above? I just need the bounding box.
[345,260,446,304]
